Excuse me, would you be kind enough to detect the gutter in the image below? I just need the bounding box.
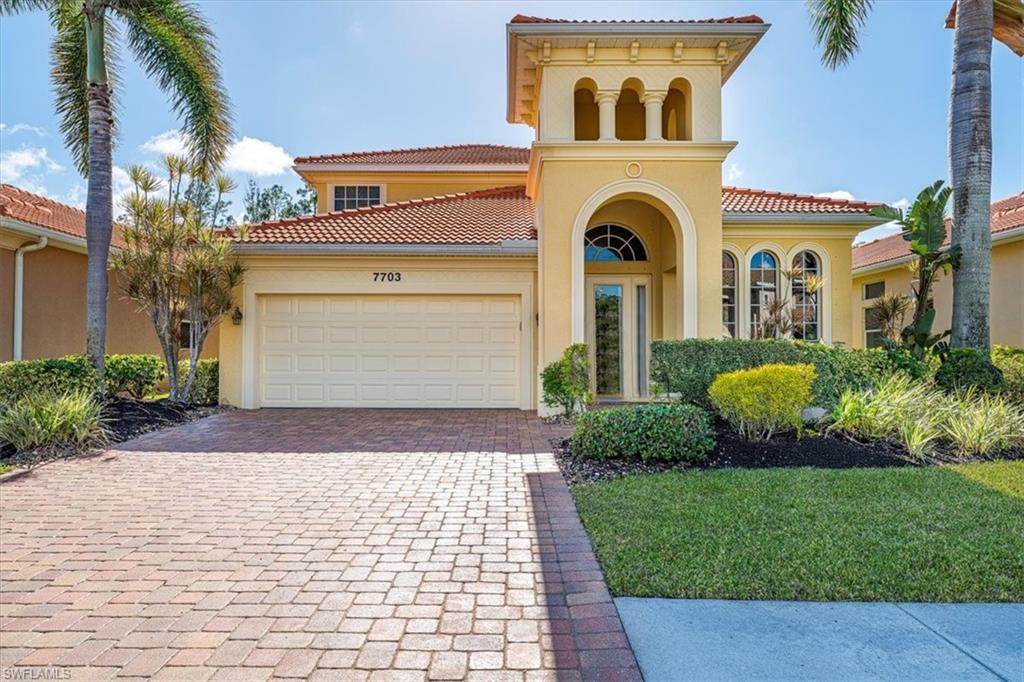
[852,225,1024,276]
[232,240,539,257]
[1,217,89,253]
[13,236,47,360]
[292,163,528,174]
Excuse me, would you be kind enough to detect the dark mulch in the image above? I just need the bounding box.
[554,419,1010,486]
[0,398,222,474]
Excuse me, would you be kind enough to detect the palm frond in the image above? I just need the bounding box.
[808,0,874,69]
[118,0,232,174]
[0,0,49,14]
[50,6,123,176]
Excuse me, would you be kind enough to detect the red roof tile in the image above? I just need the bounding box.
[510,14,765,25]
[722,186,884,214]
[852,192,1024,271]
[232,186,535,245]
[294,144,530,167]
[0,183,126,248]
[233,185,882,247]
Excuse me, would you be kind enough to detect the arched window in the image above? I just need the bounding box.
[573,78,599,141]
[584,225,647,262]
[749,250,778,337]
[722,251,738,338]
[791,250,821,341]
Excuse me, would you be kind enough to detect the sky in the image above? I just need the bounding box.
[1,1,1021,241]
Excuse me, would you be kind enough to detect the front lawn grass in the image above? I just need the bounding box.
[573,461,1024,602]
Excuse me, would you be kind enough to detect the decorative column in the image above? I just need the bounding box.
[596,91,618,141]
[643,91,666,141]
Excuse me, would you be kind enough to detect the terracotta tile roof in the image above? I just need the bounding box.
[0,183,125,248]
[510,14,765,25]
[231,186,535,245]
[294,144,531,167]
[852,192,1024,271]
[722,186,884,214]
[233,184,884,247]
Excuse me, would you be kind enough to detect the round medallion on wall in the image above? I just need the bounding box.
[624,161,643,178]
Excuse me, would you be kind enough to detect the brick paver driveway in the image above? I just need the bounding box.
[0,409,640,681]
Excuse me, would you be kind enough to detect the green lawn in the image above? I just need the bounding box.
[574,461,1024,602]
[0,462,14,475]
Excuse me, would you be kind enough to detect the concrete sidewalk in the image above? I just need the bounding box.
[617,597,1023,681]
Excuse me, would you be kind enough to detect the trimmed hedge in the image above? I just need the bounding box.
[650,339,897,410]
[178,359,219,406]
[105,354,166,399]
[936,348,1005,394]
[0,356,97,404]
[993,346,1024,404]
[571,403,715,463]
[709,363,816,440]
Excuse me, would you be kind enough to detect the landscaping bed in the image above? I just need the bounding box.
[573,461,1024,602]
[0,397,222,472]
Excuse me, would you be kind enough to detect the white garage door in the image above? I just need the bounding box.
[257,294,522,407]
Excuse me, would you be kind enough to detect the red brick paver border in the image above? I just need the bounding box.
[1,409,640,680]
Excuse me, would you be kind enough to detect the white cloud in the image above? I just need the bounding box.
[112,165,135,214]
[815,190,856,202]
[140,129,189,156]
[891,197,910,212]
[224,136,292,177]
[1,122,47,137]
[0,146,64,191]
[64,185,87,209]
[725,163,744,184]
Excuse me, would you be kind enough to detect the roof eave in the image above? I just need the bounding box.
[0,216,96,253]
[852,224,1024,275]
[232,240,539,257]
[723,212,886,226]
[292,163,529,174]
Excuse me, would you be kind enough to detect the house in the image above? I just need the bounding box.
[218,14,888,411]
[851,192,1024,348]
[0,184,219,362]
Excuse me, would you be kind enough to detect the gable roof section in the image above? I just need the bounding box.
[231,186,535,245]
[294,144,530,168]
[722,186,883,215]
[233,184,882,247]
[0,183,126,248]
[852,192,1024,271]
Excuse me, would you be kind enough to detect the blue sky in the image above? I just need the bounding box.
[1,1,1020,241]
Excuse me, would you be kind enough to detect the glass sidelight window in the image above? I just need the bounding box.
[593,284,623,396]
[636,285,647,397]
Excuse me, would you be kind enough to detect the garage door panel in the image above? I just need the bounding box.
[257,294,521,408]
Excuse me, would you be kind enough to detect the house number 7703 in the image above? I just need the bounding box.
[373,272,401,282]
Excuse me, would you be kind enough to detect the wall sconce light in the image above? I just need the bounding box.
[231,307,243,325]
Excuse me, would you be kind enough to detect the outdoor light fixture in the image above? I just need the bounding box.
[231,307,243,325]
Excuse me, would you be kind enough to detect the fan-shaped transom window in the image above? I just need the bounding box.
[584,225,648,262]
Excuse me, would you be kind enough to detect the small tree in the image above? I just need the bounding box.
[750,268,825,340]
[541,343,591,417]
[870,180,960,358]
[113,157,245,402]
[867,293,911,343]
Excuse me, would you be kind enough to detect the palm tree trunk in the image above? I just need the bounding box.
[84,2,113,390]
[949,0,993,351]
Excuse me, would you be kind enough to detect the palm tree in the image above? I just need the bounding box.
[809,0,1021,352]
[0,0,232,387]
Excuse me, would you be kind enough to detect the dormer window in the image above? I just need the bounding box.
[333,185,382,211]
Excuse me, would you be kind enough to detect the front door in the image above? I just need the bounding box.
[585,276,651,401]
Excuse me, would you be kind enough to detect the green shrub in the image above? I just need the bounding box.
[0,356,97,405]
[830,375,1023,459]
[993,346,1024,403]
[650,339,896,410]
[177,359,219,405]
[104,354,166,399]
[571,403,715,462]
[541,344,591,417]
[708,363,816,440]
[935,348,1004,394]
[0,391,107,452]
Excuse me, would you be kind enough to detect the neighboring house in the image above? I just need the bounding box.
[851,192,1024,349]
[219,14,888,411]
[0,184,218,362]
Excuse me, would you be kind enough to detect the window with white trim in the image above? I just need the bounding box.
[864,308,886,348]
[791,250,821,341]
[722,251,738,338]
[333,185,381,211]
[863,281,885,300]
[749,250,778,337]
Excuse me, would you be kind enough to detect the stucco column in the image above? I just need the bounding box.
[596,91,618,141]
[643,91,667,141]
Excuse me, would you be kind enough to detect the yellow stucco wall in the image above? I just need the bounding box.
[851,237,1024,348]
[297,171,528,213]
[219,255,538,408]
